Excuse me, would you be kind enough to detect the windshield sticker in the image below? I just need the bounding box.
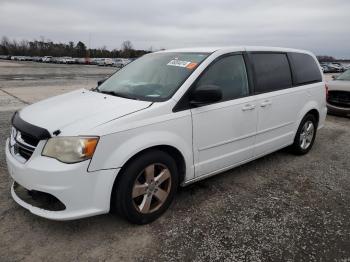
[167,60,192,68]
[186,62,198,70]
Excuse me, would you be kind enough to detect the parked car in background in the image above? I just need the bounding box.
[75,58,86,64]
[0,55,11,60]
[42,56,53,63]
[98,58,114,66]
[112,58,131,68]
[327,64,343,73]
[90,58,102,65]
[17,56,26,61]
[60,57,75,64]
[2,56,135,66]
[321,65,330,73]
[331,63,346,72]
[32,56,42,62]
[6,46,326,224]
[327,69,350,116]
[112,59,124,68]
[50,57,60,63]
[319,62,348,73]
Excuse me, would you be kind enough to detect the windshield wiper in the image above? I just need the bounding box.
[97,90,138,100]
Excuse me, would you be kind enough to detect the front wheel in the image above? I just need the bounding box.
[290,114,317,155]
[112,150,178,224]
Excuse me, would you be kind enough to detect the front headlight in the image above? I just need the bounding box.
[42,136,99,163]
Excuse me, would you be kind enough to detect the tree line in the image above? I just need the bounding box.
[2,37,347,62]
[317,55,350,63]
[0,37,150,58]
[316,55,336,62]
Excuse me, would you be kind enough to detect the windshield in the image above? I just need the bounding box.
[97,52,209,101]
[336,69,350,81]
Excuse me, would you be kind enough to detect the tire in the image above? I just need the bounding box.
[290,114,317,155]
[112,150,179,224]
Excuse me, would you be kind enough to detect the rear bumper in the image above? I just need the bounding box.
[6,139,119,220]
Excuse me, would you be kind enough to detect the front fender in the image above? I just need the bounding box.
[88,119,194,181]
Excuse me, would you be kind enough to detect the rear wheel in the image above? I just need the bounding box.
[113,150,178,224]
[290,114,317,155]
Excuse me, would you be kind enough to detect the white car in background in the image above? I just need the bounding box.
[60,57,75,64]
[6,46,326,224]
[42,56,53,63]
[327,69,350,116]
[98,58,114,66]
[112,58,131,68]
[17,56,32,61]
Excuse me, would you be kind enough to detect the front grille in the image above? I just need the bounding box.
[10,127,38,161]
[20,132,39,147]
[14,142,35,160]
[328,91,350,108]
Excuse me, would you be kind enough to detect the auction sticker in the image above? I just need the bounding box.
[167,60,191,67]
[186,62,198,70]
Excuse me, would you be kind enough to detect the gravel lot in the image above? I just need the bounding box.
[0,60,349,261]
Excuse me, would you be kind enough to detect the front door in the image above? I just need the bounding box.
[191,54,258,177]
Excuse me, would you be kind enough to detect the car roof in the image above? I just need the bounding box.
[158,46,314,56]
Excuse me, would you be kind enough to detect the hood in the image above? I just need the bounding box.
[19,89,152,135]
[328,80,350,92]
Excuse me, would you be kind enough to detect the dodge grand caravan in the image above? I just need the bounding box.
[6,46,327,224]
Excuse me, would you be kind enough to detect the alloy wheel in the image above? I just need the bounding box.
[299,120,315,150]
[132,163,172,214]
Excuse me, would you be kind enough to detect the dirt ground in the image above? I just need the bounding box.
[0,60,349,261]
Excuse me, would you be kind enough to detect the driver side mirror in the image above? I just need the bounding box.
[190,84,222,107]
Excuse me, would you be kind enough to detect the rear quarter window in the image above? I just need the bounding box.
[251,53,292,94]
[288,52,322,85]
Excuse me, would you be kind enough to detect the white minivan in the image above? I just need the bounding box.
[6,47,327,224]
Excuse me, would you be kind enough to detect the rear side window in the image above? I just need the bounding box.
[251,53,292,94]
[288,53,322,85]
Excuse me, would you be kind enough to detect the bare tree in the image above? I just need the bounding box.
[121,40,133,52]
[120,40,134,58]
[1,36,10,54]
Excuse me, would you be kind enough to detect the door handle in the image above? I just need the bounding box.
[242,104,256,111]
[260,100,272,107]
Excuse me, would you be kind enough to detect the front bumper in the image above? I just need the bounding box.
[327,103,350,116]
[5,139,119,220]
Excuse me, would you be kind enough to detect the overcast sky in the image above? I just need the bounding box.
[1,0,349,58]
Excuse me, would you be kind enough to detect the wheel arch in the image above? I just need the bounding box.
[294,103,320,141]
[290,107,320,155]
[118,145,187,185]
[296,101,320,130]
[306,108,319,125]
[110,144,187,211]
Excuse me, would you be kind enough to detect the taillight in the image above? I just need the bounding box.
[325,84,329,101]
